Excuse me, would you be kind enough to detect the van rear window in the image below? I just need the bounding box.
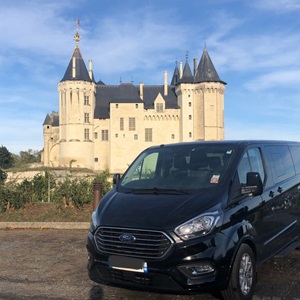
[289,146,300,174]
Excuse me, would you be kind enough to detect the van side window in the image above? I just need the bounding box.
[289,146,300,174]
[238,148,265,185]
[266,145,295,183]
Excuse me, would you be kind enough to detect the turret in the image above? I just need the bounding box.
[58,21,96,169]
[176,48,226,142]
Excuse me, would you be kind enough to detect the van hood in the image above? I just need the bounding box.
[95,188,222,230]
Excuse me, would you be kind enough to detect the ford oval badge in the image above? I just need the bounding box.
[119,234,136,243]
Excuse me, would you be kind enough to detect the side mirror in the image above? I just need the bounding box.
[113,173,121,186]
[241,172,263,196]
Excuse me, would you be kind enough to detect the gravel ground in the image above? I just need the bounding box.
[0,229,299,300]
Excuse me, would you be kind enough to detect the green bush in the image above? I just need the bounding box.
[0,170,112,212]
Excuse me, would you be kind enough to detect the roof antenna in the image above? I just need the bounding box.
[74,19,81,47]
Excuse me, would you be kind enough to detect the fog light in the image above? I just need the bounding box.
[178,262,215,278]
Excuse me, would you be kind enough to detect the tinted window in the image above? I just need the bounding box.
[237,148,265,185]
[266,145,295,183]
[119,144,235,192]
[289,146,300,174]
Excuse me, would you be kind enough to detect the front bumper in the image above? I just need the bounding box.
[86,230,233,293]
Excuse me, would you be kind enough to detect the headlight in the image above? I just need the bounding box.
[89,211,98,233]
[174,211,220,240]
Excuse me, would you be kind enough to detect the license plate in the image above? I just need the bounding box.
[109,255,148,273]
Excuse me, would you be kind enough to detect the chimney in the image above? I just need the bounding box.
[193,58,198,76]
[164,71,168,96]
[72,56,76,78]
[139,82,144,100]
[179,62,183,79]
[89,60,93,80]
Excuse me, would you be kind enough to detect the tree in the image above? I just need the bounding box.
[0,169,7,184]
[0,146,14,169]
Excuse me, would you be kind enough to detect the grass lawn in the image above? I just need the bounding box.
[0,202,93,222]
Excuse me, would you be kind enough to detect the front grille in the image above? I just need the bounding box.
[94,227,173,259]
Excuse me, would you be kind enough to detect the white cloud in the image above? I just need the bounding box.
[253,0,300,12]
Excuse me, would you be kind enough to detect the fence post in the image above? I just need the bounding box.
[93,181,103,211]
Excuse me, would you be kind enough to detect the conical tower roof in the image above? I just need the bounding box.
[60,23,93,83]
[60,46,93,82]
[194,48,226,84]
[171,64,180,85]
[180,60,194,83]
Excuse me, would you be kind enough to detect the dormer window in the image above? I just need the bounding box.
[156,103,164,113]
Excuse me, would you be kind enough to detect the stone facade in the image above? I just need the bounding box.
[42,33,226,174]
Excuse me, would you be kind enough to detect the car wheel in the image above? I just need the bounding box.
[221,244,256,300]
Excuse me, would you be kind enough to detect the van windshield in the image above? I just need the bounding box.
[119,144,235,193]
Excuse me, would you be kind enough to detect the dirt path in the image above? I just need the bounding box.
[0,229,299,300]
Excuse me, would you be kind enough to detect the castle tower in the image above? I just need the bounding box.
[176,48,226,142]
[58,21,96,168]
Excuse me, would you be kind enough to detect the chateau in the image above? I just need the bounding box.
[42,29,226,173]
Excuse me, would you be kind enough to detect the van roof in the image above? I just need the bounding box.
[150,140,300,150]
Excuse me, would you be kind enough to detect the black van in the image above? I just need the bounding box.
[87,140,300,299]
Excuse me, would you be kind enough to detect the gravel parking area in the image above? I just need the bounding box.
[0,229,299,300]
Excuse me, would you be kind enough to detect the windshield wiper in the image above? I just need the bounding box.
[130,187,188,195]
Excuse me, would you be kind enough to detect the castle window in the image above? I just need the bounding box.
[116,104,118,108]
[145,128,152,142]
[94,132,98,139]
[94,157,98,162]
[135,104,138,108]
[171,134,175,139]
[156,103,163,113]
[134,134,138,140]
[129,117,136,131]
[189,132,192,138]
[189,115,192,120]
[115,133,118,138]
[120,117,124,130]
[84,129,90,140]
[102,130,108,141]
[84,95,90,105]
[84,113,90,123]
[189,102,192,107]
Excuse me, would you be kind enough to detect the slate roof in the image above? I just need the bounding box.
[194,48,226,84]
[180,61,194,83]
[94,83,178,119]
[60,47,94,82]
[171,65,180,85]
[43,113,59,126]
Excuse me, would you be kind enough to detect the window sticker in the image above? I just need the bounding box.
[210,175,220,184]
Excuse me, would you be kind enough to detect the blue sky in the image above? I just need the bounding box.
[1,0,300,154]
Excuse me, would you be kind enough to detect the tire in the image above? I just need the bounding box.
[221,244,256,300]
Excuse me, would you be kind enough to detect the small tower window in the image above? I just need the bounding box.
[120,117,124,131]
[189,115,192,120]
[84,96,90,105]
[102,130,109,141]
[189,132,192,138]
[84,113,90,123]
[84,129,90,140]
[189,102,192,107]
[135,104,138,109]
